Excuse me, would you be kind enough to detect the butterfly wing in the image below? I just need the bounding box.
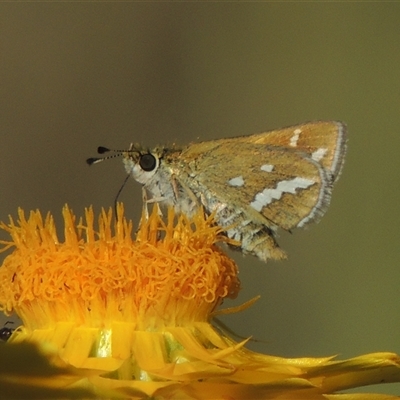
[179,121,346,231]
[241,121,347,181]
[181,138,331,231]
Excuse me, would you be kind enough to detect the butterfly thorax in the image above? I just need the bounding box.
[123,147,199,216]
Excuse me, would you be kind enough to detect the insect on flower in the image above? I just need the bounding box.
[0,321,15,342]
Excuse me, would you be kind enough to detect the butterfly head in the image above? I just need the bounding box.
[122,146,163,185]
[86,144,164,185]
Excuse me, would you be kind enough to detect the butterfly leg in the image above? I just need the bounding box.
[142,188,165,217]
[143,194,167,217]
[141,187,150,220]
[171,174,201,216]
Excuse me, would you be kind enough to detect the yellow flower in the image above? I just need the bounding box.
[0,204,400,399]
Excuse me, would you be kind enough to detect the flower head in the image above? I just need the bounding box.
[0,204,400,399]
[0,204,239,332]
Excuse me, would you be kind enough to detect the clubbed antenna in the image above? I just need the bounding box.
[86,146,129,166]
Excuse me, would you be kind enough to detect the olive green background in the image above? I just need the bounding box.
[1,3,400,395]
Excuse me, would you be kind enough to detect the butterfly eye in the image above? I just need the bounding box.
[139,153,157,172]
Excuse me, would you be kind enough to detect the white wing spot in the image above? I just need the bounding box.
[228,176,245,187]
[290,128,302,147]
[312,147,328,162]
[250,177,315,211]
[261,164,274,172]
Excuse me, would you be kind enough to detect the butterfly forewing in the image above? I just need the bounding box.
[236,121,346,180]
[183,140,329,231]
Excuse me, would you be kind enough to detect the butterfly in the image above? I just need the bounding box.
[87,121,347,262]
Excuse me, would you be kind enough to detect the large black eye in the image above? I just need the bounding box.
[139,153,157,171]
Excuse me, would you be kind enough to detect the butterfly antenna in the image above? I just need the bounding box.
[86,146,129,165]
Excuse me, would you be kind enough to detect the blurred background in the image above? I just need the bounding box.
[1,3,400,394]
